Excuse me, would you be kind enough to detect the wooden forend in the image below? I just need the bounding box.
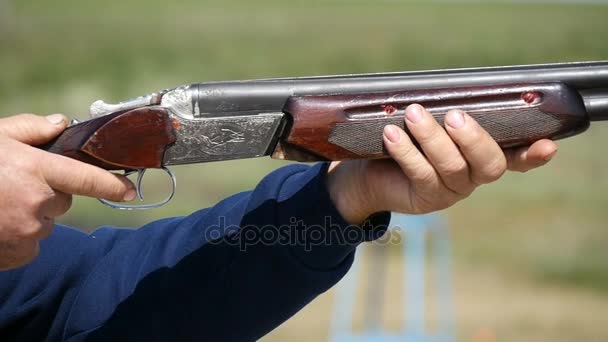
[273,83,589,161]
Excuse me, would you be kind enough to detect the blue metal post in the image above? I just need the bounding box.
[329,213,454,342]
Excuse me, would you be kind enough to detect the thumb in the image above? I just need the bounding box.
[0,114,68,145]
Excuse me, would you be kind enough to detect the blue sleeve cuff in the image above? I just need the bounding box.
[277,163,391,270]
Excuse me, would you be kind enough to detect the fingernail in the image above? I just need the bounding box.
[123,189,137,202]
[46,114,66,125]
[383,125,401,143]
[405,105,423,124]
[543,148,558,161]
[446,110,465,129]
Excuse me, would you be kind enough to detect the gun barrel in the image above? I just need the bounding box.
[582,89,608,121]
[264,60,608,88]
[191,61,608,115]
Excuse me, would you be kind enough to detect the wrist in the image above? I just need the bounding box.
[326,161,378,224]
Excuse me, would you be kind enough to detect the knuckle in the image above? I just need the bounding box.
[436,158,474,195]
[415,125,443,145]
[45,192,73,217]
[2,114,34,129]
[0,114,30,137]
[457,123,483,146]
[34,186,54,204]
[22,192,50,213]
[16,220,44,240]
[13,114,38,131]
[391,138,417,161]
[439,158,468,178]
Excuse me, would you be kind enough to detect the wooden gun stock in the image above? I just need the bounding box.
[273,83,590,161]
[41,107,176,170]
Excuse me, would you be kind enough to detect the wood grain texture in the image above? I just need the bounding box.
[273,83,590,161]
[41,107,176,170]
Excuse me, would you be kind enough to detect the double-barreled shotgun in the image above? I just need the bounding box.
[42,61,608,209]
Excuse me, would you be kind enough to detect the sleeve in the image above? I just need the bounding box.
[0,163,390,342]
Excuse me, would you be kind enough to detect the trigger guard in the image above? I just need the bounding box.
[98,167,176,210]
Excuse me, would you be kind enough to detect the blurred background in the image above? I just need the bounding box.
[2,0,608,340]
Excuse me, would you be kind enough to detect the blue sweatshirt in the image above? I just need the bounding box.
[0,163,389,341]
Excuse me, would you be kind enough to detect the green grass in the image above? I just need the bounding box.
[2,0,608,309]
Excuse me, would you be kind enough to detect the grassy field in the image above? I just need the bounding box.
[2,0,608,340]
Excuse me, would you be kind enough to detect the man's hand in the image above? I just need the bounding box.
[327,104,559,224]
[0,114,136,270]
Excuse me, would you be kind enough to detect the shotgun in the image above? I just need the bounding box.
[42,61,608,209]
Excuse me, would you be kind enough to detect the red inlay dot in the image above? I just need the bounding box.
[381,104,397,115]
[521,91,542,105]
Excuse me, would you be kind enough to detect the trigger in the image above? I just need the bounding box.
[97,167,176,210]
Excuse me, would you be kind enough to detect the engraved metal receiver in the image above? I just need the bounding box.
[76,85,286,210]
[40,61,608,210]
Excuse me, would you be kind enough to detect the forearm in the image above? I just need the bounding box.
[0,163,389,342]
[83,163,389,341]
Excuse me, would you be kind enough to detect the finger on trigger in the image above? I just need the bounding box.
[39,152,136,202]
